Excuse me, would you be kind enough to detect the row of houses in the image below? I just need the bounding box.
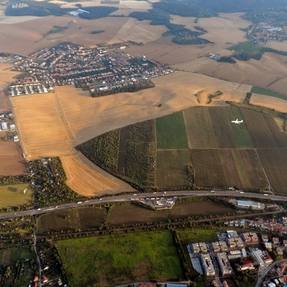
[10,43,172,97]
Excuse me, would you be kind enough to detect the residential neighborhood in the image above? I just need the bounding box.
[8,43,172,97]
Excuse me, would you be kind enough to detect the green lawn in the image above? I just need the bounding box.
[56,231,183,287]
[156,112,188,149]
[177,228,219,244]
[251,86,286,100]
[0,184,32,208]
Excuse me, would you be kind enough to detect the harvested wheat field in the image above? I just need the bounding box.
[109,18,167,44]
[180,53,287,97]
[127,36,217,66]
[0,64,18,87]
[11,93,73,159]
[0,64,19,112]
[0,90,10,112]
[0,16,129,55]
[171,13,249,47]
[267,41,287,52]
[12,71,251,195]
[61,152,134,196]
[250,94,287,113]
[0,142,26,176]
[13,72,251,151]
[55,72,251,145]
[0,15,168,55]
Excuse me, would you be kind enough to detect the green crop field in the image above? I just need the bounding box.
[56,231,183,287]
[177,228,219,244]
[229,106,253,147]
[156,111,188,149]
[78,104,287,194]
[0,184,32,208]
[251,86,286,100]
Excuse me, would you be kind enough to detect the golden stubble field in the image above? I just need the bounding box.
[0,142,26,176]
[11,71,252,196]
[1,10,286,97]
[175,53,287,98]
[0,13,164,55]
[0,63,19,112]
[171,13,249,47]
[250,94,287,113]
[0,64,25,175]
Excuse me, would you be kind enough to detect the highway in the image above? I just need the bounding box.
[2,189,287,221]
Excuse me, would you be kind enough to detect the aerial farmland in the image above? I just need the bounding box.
[79,104,287,195]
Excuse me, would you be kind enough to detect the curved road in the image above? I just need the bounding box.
[1,189,286,221]
[256,259,287,287]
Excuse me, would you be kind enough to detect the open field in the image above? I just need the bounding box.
[0,64,18,87]
[110,18,166,44]
[156,150,192,188]
[241,108,281,148]
[182,53,287,98]
[0,142,26,176]
[258,149,287,195]
[56,231,183,287]
[250,94,287,114]
[0,247,34,266]
[184,106,253,149]
[11,73,250,152]
[0,16,128,55]
[171,13,249,48]
[107,199,234,225]
[177,227,219,244]
[0,90,10,112]
[0,15,165,55]
[251,86,286,100]
[0,64,18,112]
[37,206,107,233]
[82,104,287,191]
[156,111,188,149]
[12,93,73,159]
[37,198,234,233]
[0,184,31,208]
[191,149,268,191]
[12,72,253,195]
[61,152,134,196]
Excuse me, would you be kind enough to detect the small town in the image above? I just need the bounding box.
[247,23,287,45]
[0,111,19,142]
[8,42,172,97]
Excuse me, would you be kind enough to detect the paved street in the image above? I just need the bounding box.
[0,189,286,221]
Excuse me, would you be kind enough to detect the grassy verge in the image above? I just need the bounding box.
[0,184,32,208]
[177,227,219,244]
[56,231,183,287]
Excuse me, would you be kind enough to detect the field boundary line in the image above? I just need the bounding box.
[254,148,273,194]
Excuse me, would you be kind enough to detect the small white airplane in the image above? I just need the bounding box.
[231,118,244,125]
